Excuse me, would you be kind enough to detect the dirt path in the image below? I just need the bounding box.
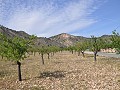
[85,51,120,58]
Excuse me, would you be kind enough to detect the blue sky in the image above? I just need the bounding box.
[0,0,120,37]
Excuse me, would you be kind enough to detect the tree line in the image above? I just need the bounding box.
[0,30,120,81]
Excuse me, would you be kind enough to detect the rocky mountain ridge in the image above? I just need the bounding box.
[0,25,111,47]
[50,33,88,46]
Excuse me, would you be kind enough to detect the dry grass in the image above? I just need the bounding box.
[0,51,120,90]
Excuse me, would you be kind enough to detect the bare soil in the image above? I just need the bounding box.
[0,51,120,90]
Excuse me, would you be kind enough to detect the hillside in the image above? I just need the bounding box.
[50,33,87,46]
[0,25,64,47]
[0,25,30,38]
[35,37,65,47]
[0,25,112,47]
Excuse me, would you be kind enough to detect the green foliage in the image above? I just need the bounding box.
[0,33,36,81]
[101,39,113,49]
[111,30,120,48]
[66,46,74,54]
[111,30,120,53]
[67,46,75,51]
[89,36,103,52]
[38,46,48,54]
[89,36,106,61]
[37,45,61,65]
[0,33,35,61]
[75,41,88,52]
[38,45,61,54]
[28,47,38,55]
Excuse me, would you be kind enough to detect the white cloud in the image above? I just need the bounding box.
[0,0,102,37]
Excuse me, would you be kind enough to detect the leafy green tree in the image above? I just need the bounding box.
[28,47,38,56]
[38,46,48,65]
[111,30,120,53]
[75,41,88,57]
[49,46,60,56]
[0,33,35,81]
[67,46,75,54]
[89,36,103,61]
[0,38,6,59]
[38,45,61,65]
[46,45,54,59]
[46,46,51,59]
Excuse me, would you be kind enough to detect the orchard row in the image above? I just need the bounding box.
[0,30,120,81]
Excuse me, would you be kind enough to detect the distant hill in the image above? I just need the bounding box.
[100,35,112,39]
[0,25,29,38]
[0,25,112,47]
[0,25,65,47]
[35,37,65,47]
[50,33,87,46]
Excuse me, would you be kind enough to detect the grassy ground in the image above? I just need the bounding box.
[0,51,120,90]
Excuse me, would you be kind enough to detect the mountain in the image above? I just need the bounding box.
[0,25,65,47]
[100,35,112,39]
[0,25,112,47]
[0,25,29,38]
[50,33,87,46]
[35,37,65,47]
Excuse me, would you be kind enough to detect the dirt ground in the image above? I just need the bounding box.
[0,51,120,90]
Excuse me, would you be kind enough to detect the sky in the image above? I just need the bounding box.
[0,0,120,37]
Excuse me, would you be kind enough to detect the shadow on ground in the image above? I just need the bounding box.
[39,71,65,78]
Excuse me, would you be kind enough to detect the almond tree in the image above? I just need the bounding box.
[75,41,88,57]
[111,30,120,53]
[67,46,75,54]
[50,46,60,56]
[38,45,60,64]
[46,46,60,59]
[100,38,113,52]
[0,33,35,81]
[46,46,51,59]
[28,47,38,56]
[38,46,47,65]
[89,36,103,61]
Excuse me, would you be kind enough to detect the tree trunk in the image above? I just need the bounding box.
[2,55,3,59]
[47,53,50,59]
[41,53,44,65]
[53,52,54,56]
[34,52,35,56]
[94,51,97,61]
[51,53,52,57]
[78,51,80,56]
[17,61,22,81]
[72,50,73,54]
[81,51,85,57]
